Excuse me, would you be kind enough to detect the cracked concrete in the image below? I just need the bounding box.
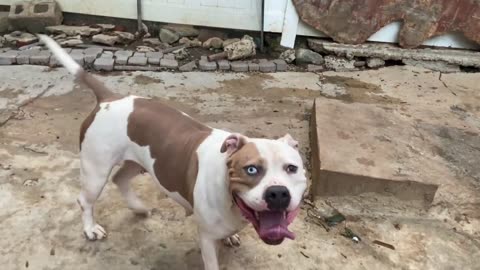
[0,65,479,270]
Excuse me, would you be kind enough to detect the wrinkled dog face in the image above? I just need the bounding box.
[221,133,307,245]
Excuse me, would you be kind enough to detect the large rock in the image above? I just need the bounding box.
[280,49,296,64]
[324,55,357,71]
[179,37,202,48]
[223,35,256,60]
[46,25,101,36]
[295,48,323,65]
[202,37,223,49]
[222,38,240,48]
[114,31,135,44]
[4,31,37,46]
[92,34,118,46]
[159,28,180,44]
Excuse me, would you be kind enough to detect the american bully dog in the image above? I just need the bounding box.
[39,34,307,270]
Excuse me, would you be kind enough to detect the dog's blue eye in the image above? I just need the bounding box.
[245,166,259,176]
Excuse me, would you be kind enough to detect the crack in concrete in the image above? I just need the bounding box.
[438,72,457,96]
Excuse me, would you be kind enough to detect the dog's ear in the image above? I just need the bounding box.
[220,133,247,155]
[278,133,299,149]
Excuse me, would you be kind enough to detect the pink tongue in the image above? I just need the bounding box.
[258,211,295,242]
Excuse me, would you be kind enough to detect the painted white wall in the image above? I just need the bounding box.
[1,0,478,50]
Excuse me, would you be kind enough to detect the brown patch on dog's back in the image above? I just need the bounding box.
[127,98,212,207]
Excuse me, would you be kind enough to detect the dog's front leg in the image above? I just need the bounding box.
[199,229,220,270]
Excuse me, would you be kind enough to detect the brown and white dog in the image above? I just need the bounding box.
[40,35,307,270]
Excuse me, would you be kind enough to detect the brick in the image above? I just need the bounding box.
[273,59,288,71]
[83,47,103,64]
[248,62,259,72]
[30,51,51,65]
[231,61,248,72]
[16,49,41,65]
[217,60,230,70]
[146,52,163,65]
[94,57,114,71]
[100,52,113,59]
[0,50,18,65]
[8,0,63,33]
[115,55,129,65]
[128,56,148,66]
[179,60,197,71]
[199,60,217,71]
[307,64,325,72]
[259,61,276,72]
[160,58,179,69]
[114,65,162,71]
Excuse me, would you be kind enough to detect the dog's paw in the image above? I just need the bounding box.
[223,234,241,247]
[84,224,107,241]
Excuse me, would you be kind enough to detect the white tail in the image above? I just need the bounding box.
[38,34,82,75]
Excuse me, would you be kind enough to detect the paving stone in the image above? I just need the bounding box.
[231,61,248,72]
[200,55,208,61]
[70,49,84,55]
[179,60,197,71]
[273,59,288,71]
[199,60,217,71]
[248,62,259,71]
[0,50,18,65]
[69,53,84,66]
[115,55,129,65]
[128,56,148,66]
[30,51,51,65]
[114,65,162,71]
[16,49,41,65]
[94,57,114,71]
[101,51,114,58]
[160,58,178,69]
[83,47,103,56]
[259,61,276,72]
[83,47,103,64]
[133,52,145,57]
[217,60,230,70]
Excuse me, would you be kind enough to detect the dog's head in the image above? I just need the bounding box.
[221,133,307,245]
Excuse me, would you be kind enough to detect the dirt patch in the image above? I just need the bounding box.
[133,74,164,85]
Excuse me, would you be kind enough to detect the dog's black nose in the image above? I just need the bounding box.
[264,186,291,211]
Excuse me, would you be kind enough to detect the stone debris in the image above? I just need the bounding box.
[164,53,175,60]
[114,31,135,44]
[163,24,199,38]
[367,57,385,68]
[136,45,155,53]
[173,47,188,60]
[179,37,202,48]
[295,48,324,65]
[324,55,356,71]
[202,37,223,49]
[92,34,118,46]
[93,24,115,31]
[402,59,461,73]
[308,39,480,68]
[4,31,38,46]
[307,64,325,72]
[223,35,256,60]
[280,49,296,64]
[159,28,180,44]
[46,25,101,36]
[58,38,83,47]
[179,60,197,71]
[143,38,163,46]
[8,0,63,33]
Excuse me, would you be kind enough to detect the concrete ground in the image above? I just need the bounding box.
[0,65,479,270]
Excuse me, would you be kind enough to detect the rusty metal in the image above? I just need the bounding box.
[292,0,480,48]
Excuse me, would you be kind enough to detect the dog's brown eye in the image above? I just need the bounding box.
[286,165,298,174]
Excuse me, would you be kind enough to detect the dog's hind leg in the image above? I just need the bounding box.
[77,155,114,241]
[112,160,150,216]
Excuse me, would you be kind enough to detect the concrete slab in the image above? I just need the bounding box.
[310,67,480,207]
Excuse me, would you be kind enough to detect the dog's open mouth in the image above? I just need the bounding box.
[233,194,299,245]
